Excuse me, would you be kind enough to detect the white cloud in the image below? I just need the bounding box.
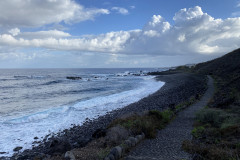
[8,28,20,36]
[19,30,71,39]
[0,0,109,28]
[143,15,171,34]
[125,6,240,55]
[111,7,129,15]
[237,1,240,7]
[0,6,240,57]
[0,30,133,53]
[232,11,240,17]
[173,6,204,23]
[130,6,135,9]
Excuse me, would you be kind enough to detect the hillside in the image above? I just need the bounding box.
[194,48,240,108]
[183,49,240,159]
[194,48,240,77]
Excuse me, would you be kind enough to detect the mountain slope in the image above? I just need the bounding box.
[194,48,240,76]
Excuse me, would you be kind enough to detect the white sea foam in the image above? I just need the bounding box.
[0,76,164,157]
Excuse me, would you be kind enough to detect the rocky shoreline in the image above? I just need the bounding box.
[6,73,206,160]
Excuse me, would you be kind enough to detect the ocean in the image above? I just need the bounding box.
[0,68,165,156]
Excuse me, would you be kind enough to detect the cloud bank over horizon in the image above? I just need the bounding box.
[0,1,239,67]
[1,6,239,55]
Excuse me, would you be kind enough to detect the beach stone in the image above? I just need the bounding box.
[32,153,46,160]
[92,128,107,138]
[104,157,110,160]
[65,151,76,160]
[9,73,207,159]
[124,140,132,148]
[48,139,71,154]
[136,135,143,141]
[110,146,122,159]
[74,137,91,148]
[121,145,126,155]
[128,137,137,146]
[141,133,145,139]
[13,146,22,152]
[134,138,139,144]
[108,154,115,160]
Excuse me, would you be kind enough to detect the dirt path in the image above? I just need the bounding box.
[125,76,214,160]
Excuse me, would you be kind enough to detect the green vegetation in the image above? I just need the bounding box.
[182,48,240,159]
[191,126,205,138]
[109,109,174,138]
[97,147,110,159]
[175,96,197,112]
[175,65,193,72]
[183,106,240,159]
[108,95,200,139]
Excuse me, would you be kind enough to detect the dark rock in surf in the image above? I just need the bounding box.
[13,146,23,152]
[66,76,82,80]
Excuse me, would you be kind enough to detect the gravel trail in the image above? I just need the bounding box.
[125,76,214,160]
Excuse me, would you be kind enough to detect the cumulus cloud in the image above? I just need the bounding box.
[0,30,133,53]
[0,6,240,56]
[125,6,240,55]
[8,28,20,36]
[111,7,129,15]
[0,0,109,28]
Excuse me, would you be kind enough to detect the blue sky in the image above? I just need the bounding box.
[0,0,240,68]
[74,0,237,34]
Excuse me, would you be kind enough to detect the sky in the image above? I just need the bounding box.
[0,0,240,68]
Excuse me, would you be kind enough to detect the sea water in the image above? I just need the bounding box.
[0,68,165,157]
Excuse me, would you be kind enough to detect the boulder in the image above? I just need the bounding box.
[141,133,145,139]
[128,137,137,146]
[110,146,122,159]
[108,154,115,160]
[136,135,143,141]
[65,151,76,160]
[124,140,131,148]
[104,157,110,160]
[135,137,140,144]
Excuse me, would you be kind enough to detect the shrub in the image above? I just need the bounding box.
[192,126,205,138]
[220,116,240,129]
[108,110,174,139]
[97,148,110,159]
[148,110,163,120]
[160,109,174,124]
[106,125,129,145]
[182,140,240,160]
[196,108,228,128]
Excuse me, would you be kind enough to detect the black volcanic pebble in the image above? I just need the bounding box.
[47,138,71,155]
[92,128,107,138]
[10,73,206,159]
[13,146,22,152]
